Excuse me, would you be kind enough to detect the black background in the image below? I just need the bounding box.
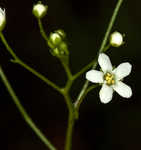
[0,0,140,150]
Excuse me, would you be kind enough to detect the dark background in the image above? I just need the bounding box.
[0,0,140,149]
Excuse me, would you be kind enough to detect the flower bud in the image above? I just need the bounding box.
[48,32,62,49]
[48,29,69,57]
[48,29,66,48]
[0,8,6,32]
[110,31,123,47]
[33,2,48,19]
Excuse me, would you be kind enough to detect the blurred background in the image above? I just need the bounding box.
[0,0,140,149]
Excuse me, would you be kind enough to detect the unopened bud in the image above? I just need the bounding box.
[48,29,69,57]
[33,2,48,19]
[48,32,62,49]
[110,31,123,47]
[0,8,6,31]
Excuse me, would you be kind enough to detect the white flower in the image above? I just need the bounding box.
[86,53,132,104]
[0,8,6,31]
[110,31,123,47]
[33,3,48,18]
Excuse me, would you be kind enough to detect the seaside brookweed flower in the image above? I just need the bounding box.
[86,53,132,104]
[0,7,6,31]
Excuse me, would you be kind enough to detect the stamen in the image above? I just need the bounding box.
[104,72,115,86]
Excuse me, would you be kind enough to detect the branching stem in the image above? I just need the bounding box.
[0,65,57,150]
[0,32,62,94]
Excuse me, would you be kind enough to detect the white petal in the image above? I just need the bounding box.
[113,81,132,98]
[99,84,113,104]
[86,70,104,83]
[98,53,113,73]
[113,62,132,80]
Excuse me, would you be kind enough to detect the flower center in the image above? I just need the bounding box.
[104,72,115,86]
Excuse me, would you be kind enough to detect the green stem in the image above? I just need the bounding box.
[64,112,75,150]
[63,93,75,150]
[0,32,62,94]
[86,84,99,94]
[73,59,95,80]
[74,0,123,111]
[60,59,73,81]
[98,1,123,53]
[38,19,48,42]
[17,59,62,93]
[38,16,76,150]
[74,84,99,111]
[73,44,110,81]
[74,80,89,110]
[0,65,57,150]
[0,32,18,60]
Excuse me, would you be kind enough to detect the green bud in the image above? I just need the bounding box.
[49,42,69,57]
[33,2,48,19]
[48,29,69,58]
[48,32,62,48]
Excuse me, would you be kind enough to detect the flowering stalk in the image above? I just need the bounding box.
[0,65,57,150]
[74,0,123,112]
[0,1,125,150]
[38,18,48,43]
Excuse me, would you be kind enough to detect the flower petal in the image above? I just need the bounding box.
[113,62,132,80]
[98,53,113,73]
[86,70,104,83]
[99,84,113,104]
[113,81,132,98]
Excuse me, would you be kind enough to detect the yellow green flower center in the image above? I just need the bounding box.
[104,72,115,86]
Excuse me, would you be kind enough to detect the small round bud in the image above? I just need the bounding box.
[0,8,6,32]
[48,29,69,58]
[48,30,66,49]
[33,2,48,18]
[48,32,62,48]
[110,31,123,47]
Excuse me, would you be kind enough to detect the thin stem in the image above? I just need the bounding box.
[0,65,57,150]
[86,84,99,94]
[103,44,111,53]
[60,59,73,80]
[74,84,99,111]
[38,19,48,42]
[74,0,123,111]
[0,32,62,94]
[64,112,75,150]
[0,32,18,60]
[63,93,75,150]
[73,44,110,81]
[17,59,62,93]
[38,17,76,149]
[98,0,123,53]
[73,59,96,80]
